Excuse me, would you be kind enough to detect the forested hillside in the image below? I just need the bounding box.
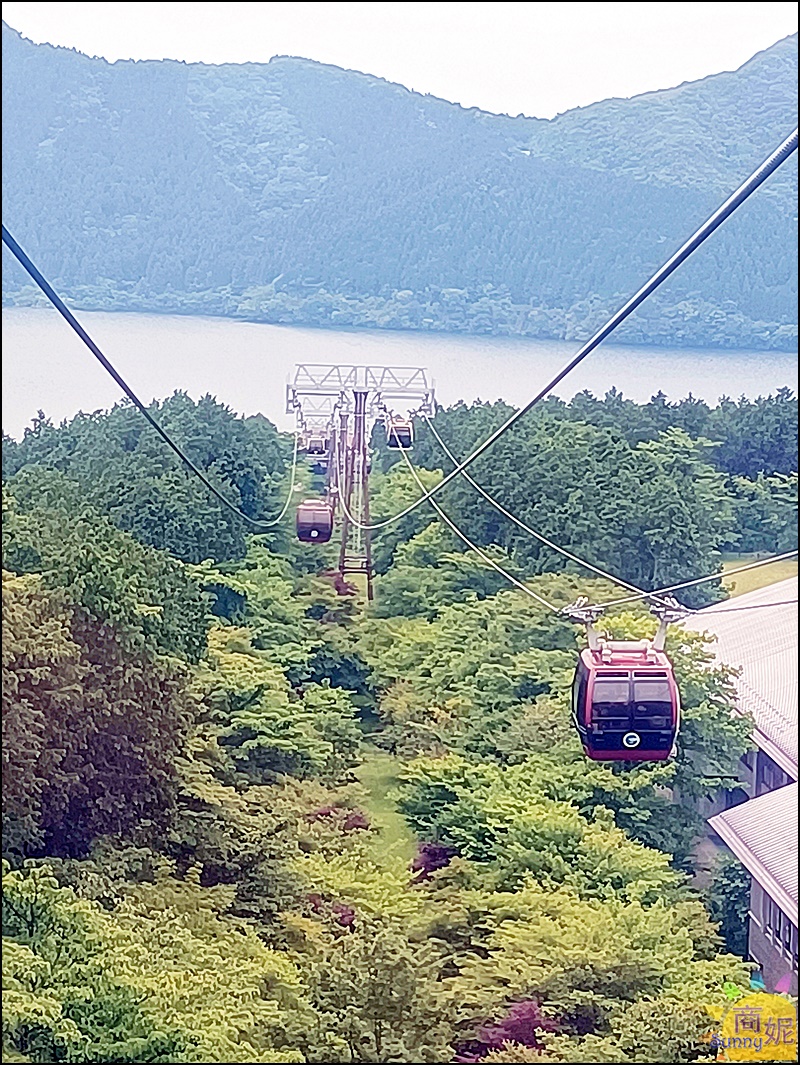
[2,22,797,350]
[2,384,797,1062]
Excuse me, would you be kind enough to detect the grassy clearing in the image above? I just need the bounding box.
[721,555,797,597]
[356,748,417,868]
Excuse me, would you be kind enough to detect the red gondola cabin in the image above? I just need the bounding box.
[296,499,333,543]
[572,640,680,761]
[386,418,413,449]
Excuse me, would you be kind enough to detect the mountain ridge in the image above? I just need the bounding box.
[5,22,795,120]
[2,22,797,349]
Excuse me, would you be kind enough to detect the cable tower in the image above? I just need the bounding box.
[286,364,435,597]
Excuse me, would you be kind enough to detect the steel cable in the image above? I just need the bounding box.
[335,128,799,531]
[420,414,798,616]
[420,410,666,601]
[372,410,798,618]
[2,223,300,531]
[595,551,799,610]
[389,431,562,613]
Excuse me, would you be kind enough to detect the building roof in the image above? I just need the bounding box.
[681,576,798,779]
[709,783,798,925]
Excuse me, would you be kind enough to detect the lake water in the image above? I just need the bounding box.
[2,307,797,439]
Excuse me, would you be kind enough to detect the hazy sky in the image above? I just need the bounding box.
[3,1,798,118]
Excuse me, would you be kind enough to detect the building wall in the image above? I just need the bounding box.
[754,750,793,797]
[697,752,755,822]
[702,747,796,989]
[693,744,786,823]
[748,880,798,995]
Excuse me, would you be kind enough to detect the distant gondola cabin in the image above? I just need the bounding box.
[572,641,680,761]
[305,435,329,456]
[296,499,333,543]
[386,418,413,449]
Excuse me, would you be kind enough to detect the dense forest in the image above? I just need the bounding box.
[2,381,797,1062]
[2,22,797,351]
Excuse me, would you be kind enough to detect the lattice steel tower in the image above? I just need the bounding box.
[286,365,435,599]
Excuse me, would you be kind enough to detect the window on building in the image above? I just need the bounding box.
[763,893,777,934]
[761,892,797,966]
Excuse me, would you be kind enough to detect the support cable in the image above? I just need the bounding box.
[698,598,797,615]
[595,551,799,610]
[259,428,300,527]
[373,412,798,618]
[419,410,666,602]
[420,413,799,615]
[336,128,799,531]
[398,438,798,617]
[389,425,561,613]
[4,126,796,570]
[2,223,299,531]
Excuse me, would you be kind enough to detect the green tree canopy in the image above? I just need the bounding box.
[2,394,293,564]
